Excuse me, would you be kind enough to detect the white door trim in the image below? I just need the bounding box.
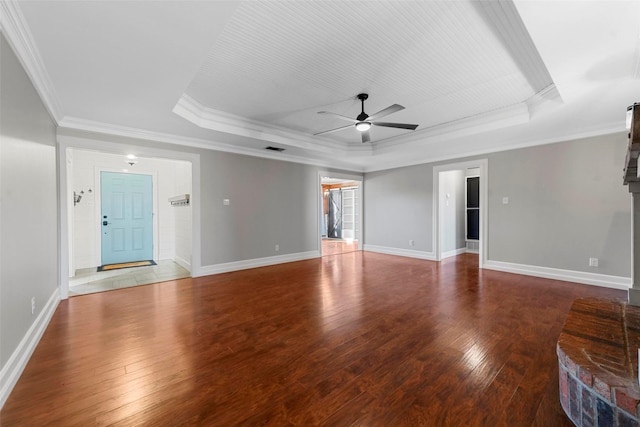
[433,159,488,267]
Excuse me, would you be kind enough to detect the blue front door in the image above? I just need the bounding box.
[101,172,153,265]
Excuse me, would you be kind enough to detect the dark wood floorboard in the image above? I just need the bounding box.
[0,252,624,426]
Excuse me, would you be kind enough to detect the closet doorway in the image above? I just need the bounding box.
[319,175,362,256]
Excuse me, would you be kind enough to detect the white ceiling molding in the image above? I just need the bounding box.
[472,0,557,94]
[175,90,548,158]
[372,102,531,151]
[365,121,627,173]
[0,1,63,123]
[57,116,363,172]
[173,94,347,156]
[526,84,563,118]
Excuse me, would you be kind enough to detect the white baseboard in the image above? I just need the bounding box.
[442,248,467,259]
[364,244,436,261]
[193,251,320,277]
[174,255,191,273]
[483,260,631,290]
[0,287,60,409]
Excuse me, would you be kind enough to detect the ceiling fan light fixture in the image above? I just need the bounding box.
[355,121,371,132]
[315,93,418,140]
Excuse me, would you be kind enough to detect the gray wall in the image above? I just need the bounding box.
[364,133,631,278]
[487,134,630,275]
[199,150,320,265]
[365,163,433,252]
[0,35,58,366]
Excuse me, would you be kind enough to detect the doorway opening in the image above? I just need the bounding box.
[66,148,194,296]
[433,159,487,267]
[319,174,363,256]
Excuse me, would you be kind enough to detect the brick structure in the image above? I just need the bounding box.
[558,298,640,426]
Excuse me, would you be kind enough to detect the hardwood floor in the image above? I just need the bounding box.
[1,252,625,426]
[321,238,359,256]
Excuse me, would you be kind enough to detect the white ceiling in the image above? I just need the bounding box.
[2,1,640,172]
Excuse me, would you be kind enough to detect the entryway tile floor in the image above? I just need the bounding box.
[69,260,190,297]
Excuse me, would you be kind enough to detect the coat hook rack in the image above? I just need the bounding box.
[73,188,92,206]
[169,194,190,207]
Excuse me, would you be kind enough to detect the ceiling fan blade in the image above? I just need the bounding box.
[314,124,353,136]
[361,130,371,143]
[317,111,356,123]
[372,122,419,131]
[367,104,404,121]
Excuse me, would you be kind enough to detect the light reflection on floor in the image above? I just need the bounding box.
[321,238,359,256]
[318,250,363,334]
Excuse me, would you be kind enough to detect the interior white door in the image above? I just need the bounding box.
[342,188,355,241]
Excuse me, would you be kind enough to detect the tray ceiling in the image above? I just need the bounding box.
[3,0,640,171]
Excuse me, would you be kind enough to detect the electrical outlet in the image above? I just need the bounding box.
[589,257,599,267]
[31,297,35,315]
[275,244,279,252]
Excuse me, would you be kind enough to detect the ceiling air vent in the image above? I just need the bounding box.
[265,146,285,152]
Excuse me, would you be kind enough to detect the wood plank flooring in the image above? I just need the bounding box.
[0,252,625,426]
[321,238,359,256]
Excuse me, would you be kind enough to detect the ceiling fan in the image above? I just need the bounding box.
[314,93,419,143]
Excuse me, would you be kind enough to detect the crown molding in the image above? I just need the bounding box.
[57,113,625,176]
[173,94,352,155]
[473,0,554,93]
[371,85,563,156]
[175,93,540,158]
[57,116,364,172]
[373,102,531,152]
[0,0,63,123]
[526,84,563,117]
[363,120,626,173]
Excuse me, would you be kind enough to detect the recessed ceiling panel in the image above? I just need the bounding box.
[184,1,538,141]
